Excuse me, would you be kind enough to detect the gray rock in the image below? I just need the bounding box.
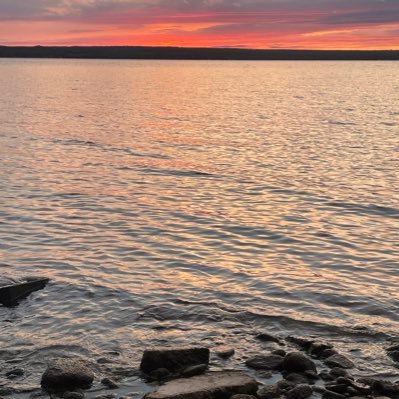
[282,353,316,373]
[277,381,295,393]
[312,387,326,394]
[0,387,15,396]
[324,354,354,369]
[182,364,208,377]
[140,348,209,374]
[285,384,312,399]
[97,358,112,364]
[6,368,24,378]
[320,349,338,359]
[256,333,282,344]
[321,390,346,399]
[284,374,309,385]
[94,395,117,399]
[0,277,49,307]
[145,371,258,399]
[257,384,281,399]
[63,392,85,399]
[101,378,119,389]
[304,370,318,381]
[286,337,315,351]
[309,342,334,358]
[215,349,235,359]
[41,359,94,391]
[329,368,353,379]
[245,355,284,370]
[230,395,257,399]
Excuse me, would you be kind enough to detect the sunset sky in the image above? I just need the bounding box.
[1,0,398,49]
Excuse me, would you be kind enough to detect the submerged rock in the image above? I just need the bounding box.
[215,348,235,359]
[101,378,119,389]
[282,353,317,373]
[41,358,94,391]
[245,354,284,370]
[140,347,210,375]
[286,337,315,351]
[257,384,281,399]
[324,354,354,369]
[145,371,257,399]
[0,277,49,307]
[285,384,312,399]
[256,333,283,345]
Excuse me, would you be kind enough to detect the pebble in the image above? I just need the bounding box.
[324,354,354,369]
[285,384,313,399]
[322,390,346,399]
[101,378,119,389]
[256,333,282,344]
[215,348,235,359]
[282,352,317,373]
[257,384,280,399]
[63,392,84,399]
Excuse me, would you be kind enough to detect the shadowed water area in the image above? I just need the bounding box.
[0,59,398,396]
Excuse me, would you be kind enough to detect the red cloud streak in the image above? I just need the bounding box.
[0,2,398,49]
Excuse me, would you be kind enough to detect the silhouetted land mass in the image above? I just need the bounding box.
[0,46,398,60]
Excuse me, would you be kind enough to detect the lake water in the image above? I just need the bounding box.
[0,59,398,395]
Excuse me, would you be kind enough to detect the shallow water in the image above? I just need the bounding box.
[0,59,398,395]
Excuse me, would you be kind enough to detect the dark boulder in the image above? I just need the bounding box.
[182,364,208,377]
[372,380,399,396]
[309,342,334,358]
[388,351,399,362]
[0,277,49,307]
[282,353,317,373]
[41,358,94,391]
[245,354,284,370]
[140,347,209,374]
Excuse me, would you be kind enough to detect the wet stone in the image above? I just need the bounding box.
[230,395,257,399]
[285,384,312,399]
[140,348,210,374]
[321,390,346,399]
[309,342,334,358]
[215,348,235,359]
[272,350,287,357]
[320,349,338,359]
[284,373,309,385]
[256,333,283,344]
[324,354,354,369]
[286,337,315,351]
[245,355,284,370]
[372,380,399,396]
[145,371,258,399]
[329,368,353,379]
[101,378,119,389]
[324,384,348,394]
[41,358,94,392]
[63,392,85,399]
[282,353,317,373]
[257,384,281,399]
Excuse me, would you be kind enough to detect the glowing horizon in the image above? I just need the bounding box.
[1,1,398,50]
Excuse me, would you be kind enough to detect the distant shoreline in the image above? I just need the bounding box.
[1,46,399,60]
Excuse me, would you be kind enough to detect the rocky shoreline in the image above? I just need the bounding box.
[2,336,398,399]
[1,279,398,399]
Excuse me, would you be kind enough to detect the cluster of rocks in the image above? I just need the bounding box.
[2,332,399,399]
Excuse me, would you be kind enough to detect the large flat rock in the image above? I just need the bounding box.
[145,371,258,399]
[0,277,49,307]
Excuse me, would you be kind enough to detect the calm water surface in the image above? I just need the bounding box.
[0,59,398,394]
